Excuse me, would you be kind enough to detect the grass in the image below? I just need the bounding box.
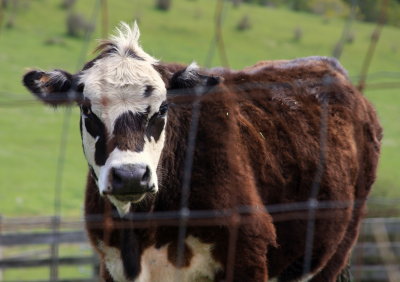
[3,244,94,281]
[0,0,399,218]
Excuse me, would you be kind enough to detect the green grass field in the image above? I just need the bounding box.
[1,0,400,219]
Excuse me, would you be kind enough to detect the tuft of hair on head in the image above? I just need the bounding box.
[96,21,158,64]
[111,21,141,50]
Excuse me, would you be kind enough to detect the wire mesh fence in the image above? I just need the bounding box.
[1,0,400,281]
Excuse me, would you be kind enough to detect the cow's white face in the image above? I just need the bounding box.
[22,22,220,217]
[77,23,169,215]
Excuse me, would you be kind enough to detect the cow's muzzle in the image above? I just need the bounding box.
[104,163,155,202]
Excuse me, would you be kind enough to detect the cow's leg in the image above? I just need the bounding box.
[275,206,354,282]
[229,225,270,282]
[309,205,365,282]
[277,252,350,282]
[336,263,352,282]
[212,224,271,282]
[277,255,325,282]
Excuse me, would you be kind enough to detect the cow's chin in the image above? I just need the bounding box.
[107,194,146,217]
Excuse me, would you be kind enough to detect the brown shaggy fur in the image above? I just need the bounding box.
[24,56,382,281]
[85,58,381,281]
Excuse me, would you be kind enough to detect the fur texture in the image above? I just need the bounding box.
[22,23,382,282]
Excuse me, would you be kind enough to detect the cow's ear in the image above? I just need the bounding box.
[22,69,80,106]
[168,63,220,93]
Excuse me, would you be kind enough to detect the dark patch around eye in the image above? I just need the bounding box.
[159,102,168,116]
[146,103,167,142]
[113,111,147,152]
[144,85,154,97]
[146,116,165,142]
[95,136,108,166]
[81,105,91,116]
[83,115,100,139]
[82,110,108,166]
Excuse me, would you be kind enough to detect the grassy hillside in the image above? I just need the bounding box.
[1,0,400,218]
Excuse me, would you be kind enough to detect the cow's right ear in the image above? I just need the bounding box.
[168,63,220,91]
[23,69,80,106]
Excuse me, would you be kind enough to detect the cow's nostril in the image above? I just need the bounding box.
[142,166,150,183]
[111,168,124,187]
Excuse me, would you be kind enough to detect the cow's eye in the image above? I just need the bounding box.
[81,105,92,116]
[158,103,168,116]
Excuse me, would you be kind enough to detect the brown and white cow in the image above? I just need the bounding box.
[23,23,382,281]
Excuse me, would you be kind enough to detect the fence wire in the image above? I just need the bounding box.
[0,0,399,281]
[49,0,103,280]
[357,0,390,92]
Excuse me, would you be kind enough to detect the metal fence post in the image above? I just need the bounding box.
[50,215,60,281]
[0,215,3,281]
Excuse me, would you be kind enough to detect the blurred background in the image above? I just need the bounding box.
[0,0,399,281]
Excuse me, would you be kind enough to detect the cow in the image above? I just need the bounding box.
[22,22,382,282]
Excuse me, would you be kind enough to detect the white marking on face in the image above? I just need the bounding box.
[78,22,168,207]
[98,236,222,282]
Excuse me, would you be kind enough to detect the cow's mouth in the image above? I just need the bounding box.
[105,184,156,203]
[103,182,157,217]
[113,194,146,202]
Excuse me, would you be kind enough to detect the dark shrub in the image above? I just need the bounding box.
[155,0,171,11]
[293,26,303,42]
[66,12,94,37]
[236,15,251,31]
[60,0,76,10]
[346,31,355,44]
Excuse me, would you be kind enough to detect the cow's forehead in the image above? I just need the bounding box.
[80,55,166,103]
[78,22,166,119]
[78,57,166,137]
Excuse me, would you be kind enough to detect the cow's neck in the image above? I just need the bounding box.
[156,105,193,211]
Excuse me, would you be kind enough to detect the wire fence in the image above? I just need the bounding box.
[0,215,399,281]
[1,0,400,281]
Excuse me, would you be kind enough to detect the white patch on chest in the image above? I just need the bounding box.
[98,236,222,282]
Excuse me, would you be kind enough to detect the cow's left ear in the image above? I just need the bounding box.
[168,63,220,93]
[23,69,81,106]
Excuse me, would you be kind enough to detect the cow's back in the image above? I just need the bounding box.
[219,56,381,205]
[213,56,382,278]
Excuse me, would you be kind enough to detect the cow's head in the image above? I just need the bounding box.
[23,22,219,216]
